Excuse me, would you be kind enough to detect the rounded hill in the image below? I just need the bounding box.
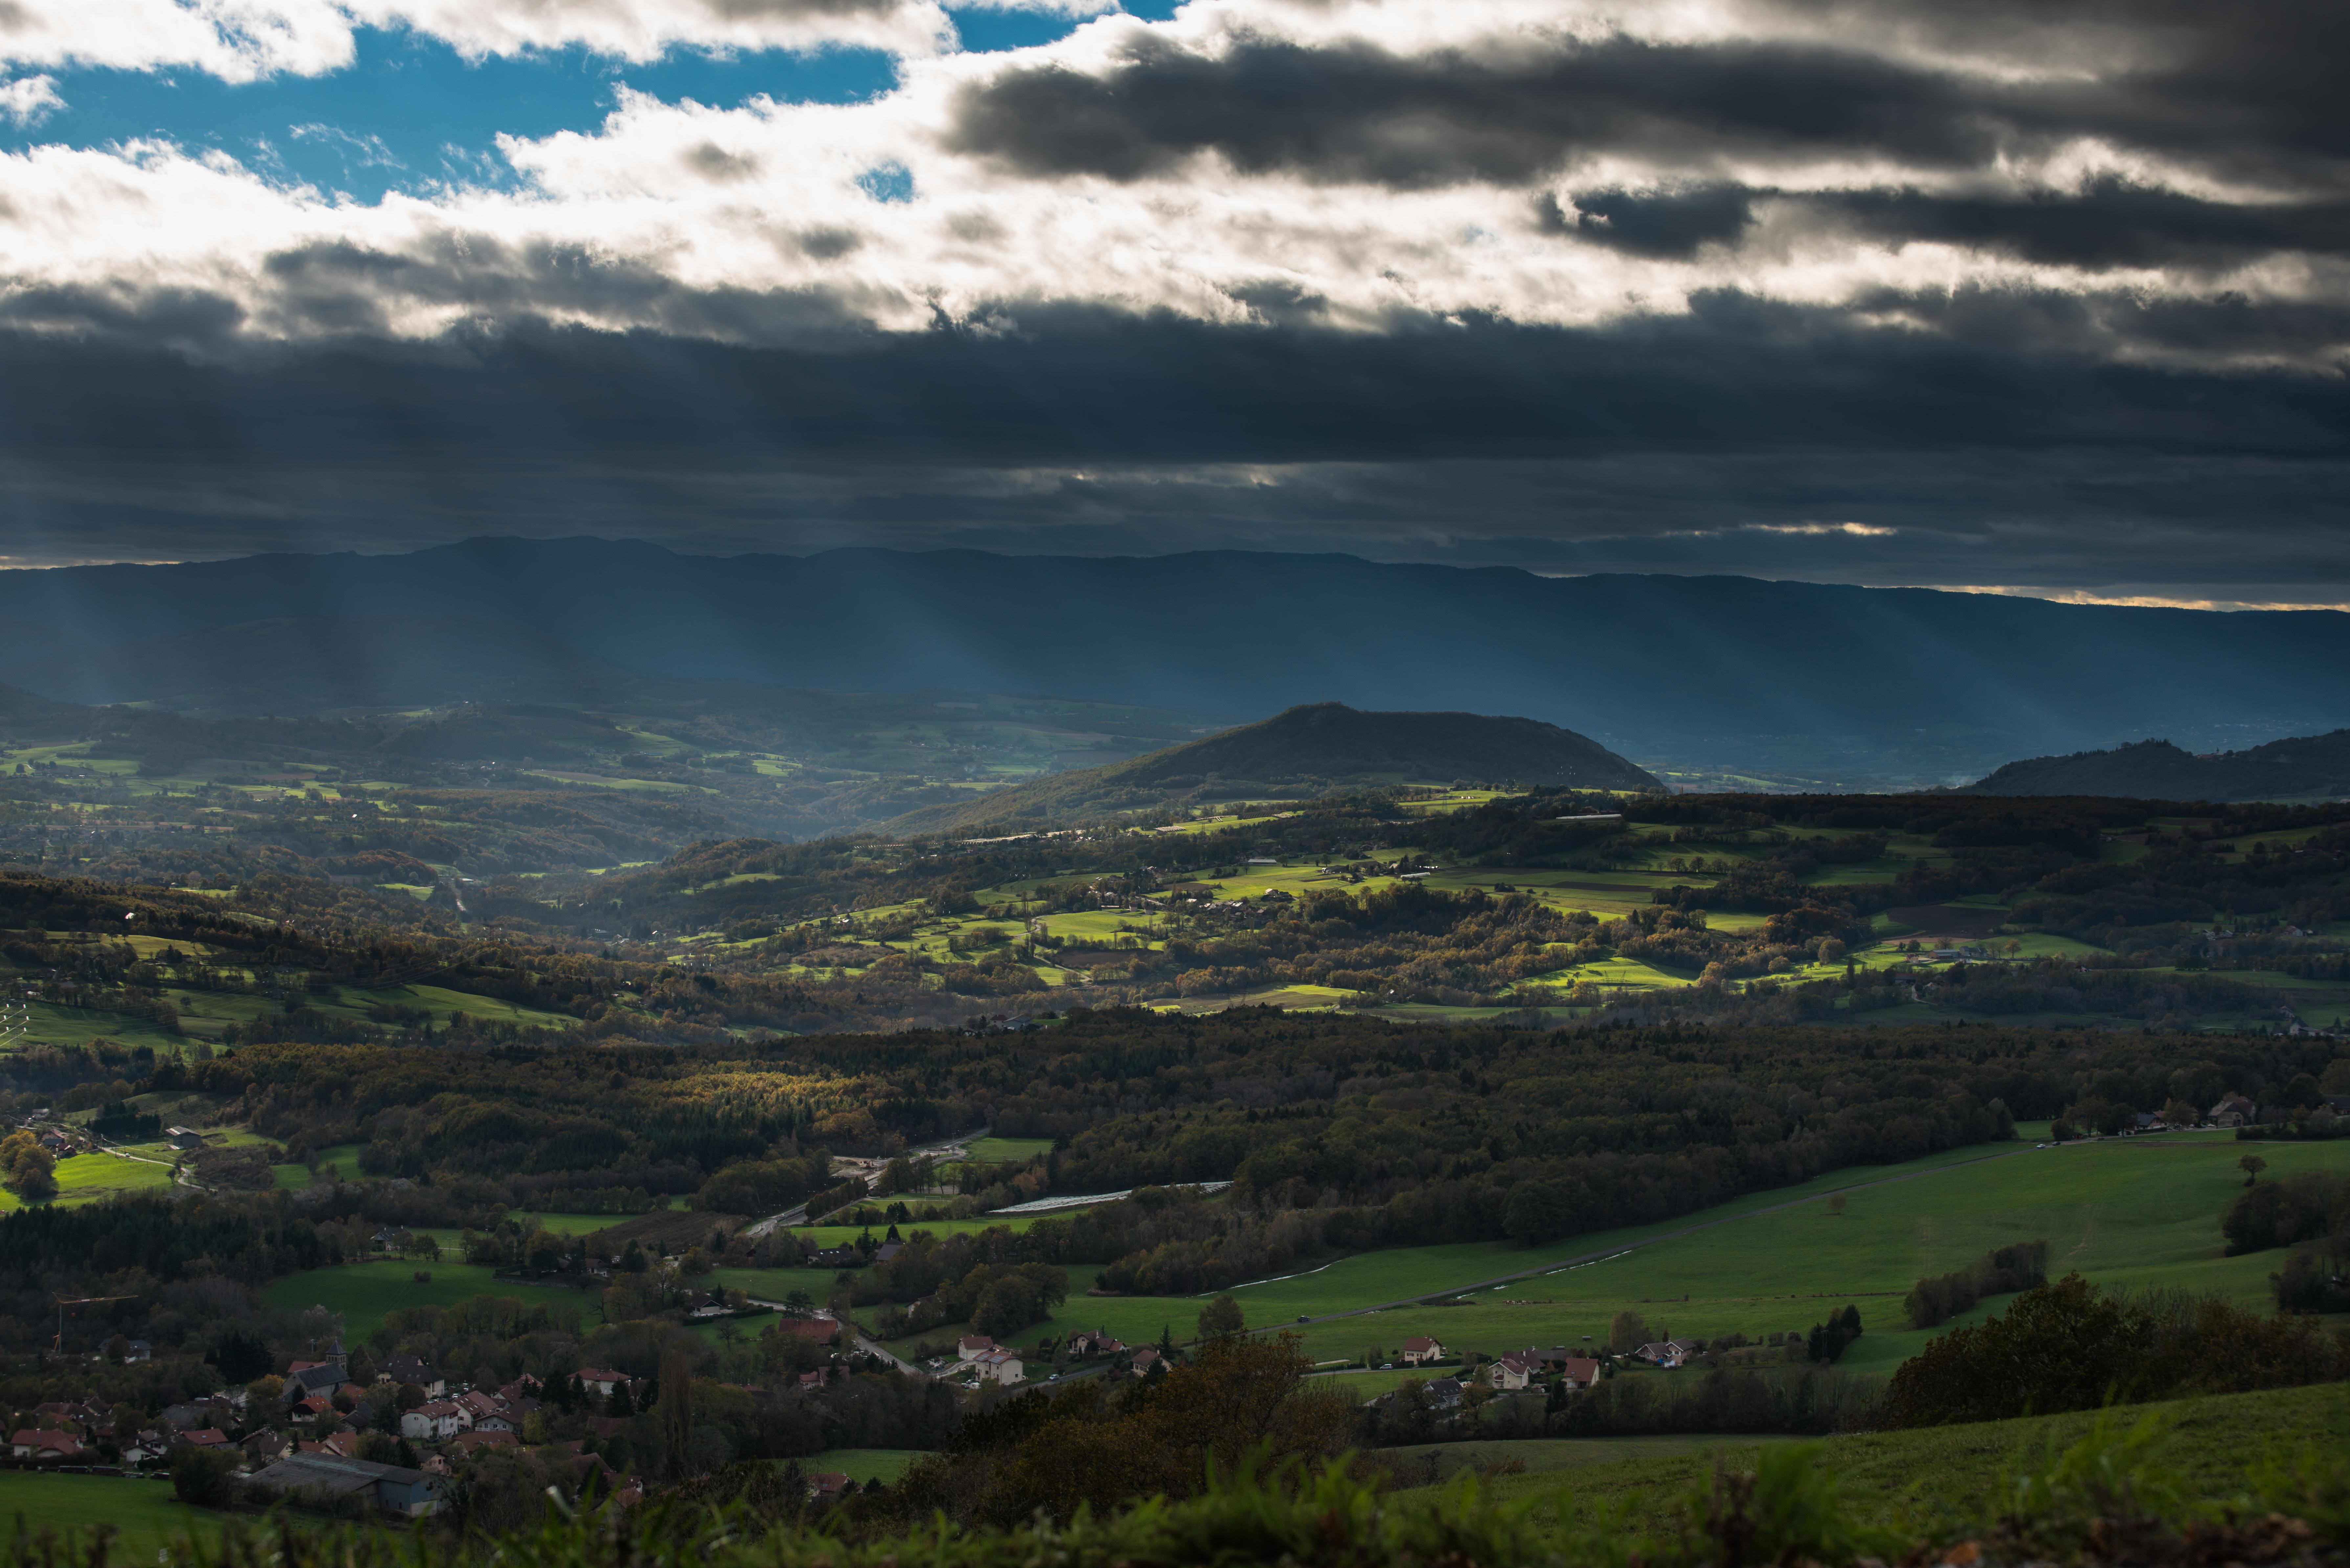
[884,703,1659,834]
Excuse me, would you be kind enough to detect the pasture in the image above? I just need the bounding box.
[961,1137,1054,1164]
[0,1471,300,1556]
[806,1448,924,1484]
[954,1132,2346,1370]
[0,1147,179,1213]
[262,1259,594,1341]
[1456,1383,2350,1532]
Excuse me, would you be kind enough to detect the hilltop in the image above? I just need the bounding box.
[1965,730,2350,802]
[881,703,1662,834]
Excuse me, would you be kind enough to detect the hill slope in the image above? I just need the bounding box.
[1964,730,2350,801]
[882,703,1661,834]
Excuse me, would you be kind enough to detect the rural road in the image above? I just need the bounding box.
[741,1303,929,1377]
[744,1127,991,1238]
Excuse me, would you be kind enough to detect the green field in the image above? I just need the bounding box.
[962,1137,1055,1165]
[948,1132,2347,1370]
[1451,1383,2350,1533]
[806,1448,924,1484]
[263,1259,597,1341]
[0,1148,181,1213]
[705,1265,854,1303]
[0,1471,310,1556]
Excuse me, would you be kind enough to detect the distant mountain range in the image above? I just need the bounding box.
[1963,731,2350,802]
[3,537,2346,779]
[883,703,1660,833]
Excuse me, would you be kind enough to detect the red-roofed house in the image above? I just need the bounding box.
[10,1429,88,1461]
[956,1335,996,1361]
[574,1368,630,1397]
[453,1430,520,1456]
[1400,1336,1444,1366]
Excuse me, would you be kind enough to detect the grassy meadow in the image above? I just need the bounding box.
[1446,1383,2350,1532]
[868,1130,2347,1374]
[805,1448,924,1483]
[0,1147,180,1213]
[0,1470,318,1557]
[262,1259,596,1341]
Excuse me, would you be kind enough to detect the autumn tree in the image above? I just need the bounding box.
[0,1132,57,1201]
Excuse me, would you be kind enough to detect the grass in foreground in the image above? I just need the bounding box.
[1451,1381,2350,1534]
[24,1383,2350,1568]
[0,1470,307,1557]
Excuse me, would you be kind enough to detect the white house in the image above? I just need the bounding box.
[400,1401,468,1441]
[1489,1353,1542,1391]
[968,1349,1024,1386]
[1399,1336,1445,1366]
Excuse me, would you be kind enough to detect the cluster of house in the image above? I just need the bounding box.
[9,1387,261,1469]
[2205,1091,2350,1128]
[960,1014,1037,1036]
[1491,1348,1604,1388]
[1366,1343,1607,1414]
[937,1330,1181,1388]
[6,1343,667,1516]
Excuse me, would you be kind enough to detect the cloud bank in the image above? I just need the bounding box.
[0,0,2342,595]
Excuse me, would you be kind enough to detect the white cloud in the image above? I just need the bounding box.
[0,75,64,127]
[0,0,2340,369]
[0,0,993,81]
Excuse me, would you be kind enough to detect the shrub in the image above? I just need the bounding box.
[1903,1240,2049,1328]
[1879,1273,2349,1428]
[2222,1171,2347,1255]
[169,1444,239,1508]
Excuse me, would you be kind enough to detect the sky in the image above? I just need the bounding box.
[0,0,2343,607]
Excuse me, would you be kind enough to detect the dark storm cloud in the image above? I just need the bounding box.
[1538,186,1756,258]
[944,0,2348,193]
[0,300,2341,595]
[1542,179,2350,268]
[945,34,2000,188]
[1811,181,2350,269]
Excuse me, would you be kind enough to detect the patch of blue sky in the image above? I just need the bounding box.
[0,3,1148,204]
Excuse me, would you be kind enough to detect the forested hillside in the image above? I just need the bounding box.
[1966,731,2350,802]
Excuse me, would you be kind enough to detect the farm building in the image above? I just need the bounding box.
[247,1454,443,1518]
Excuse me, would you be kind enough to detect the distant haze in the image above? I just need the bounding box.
[1,538,2344,782]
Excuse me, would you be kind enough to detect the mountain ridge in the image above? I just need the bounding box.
[3,538,2346,778]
